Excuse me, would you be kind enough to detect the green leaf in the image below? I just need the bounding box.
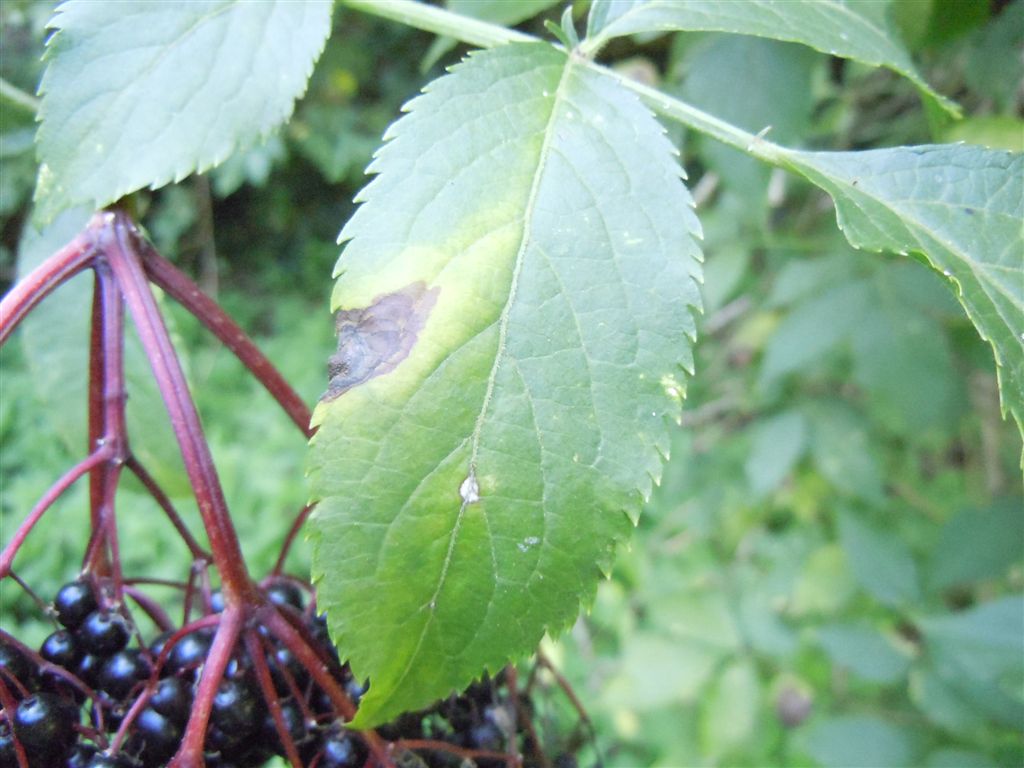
[927,499,1024,592]
[802,716,920,768]
[34,0,332,222]
[838,511,920,606]
[925,750,998,768]
[698,658,760,757]
[920,595,1024,681]
[307,42,702,726]
[583,0,956,114]
[809,405,884,504]
[675,35,817,208]
[816,623,910,683]
[780,146,1024,435]
[759,279,871,386]
[744,410,807,496]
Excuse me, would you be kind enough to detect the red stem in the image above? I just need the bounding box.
[0,229,94,346]
[271,503,315,576]
[244,629,305,768]
[101,212,256,605]
[171,607,244,768]
[0,448,111,577]
[125,455,209,559]
[141,242,314,438]
[260,607,394,767]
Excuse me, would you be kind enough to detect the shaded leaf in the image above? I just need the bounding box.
[744,410,807,496]
[780,145,1024,435]
[802,716,920,768]
[584,0,956,113]
[817,623,910,683]
[927,498,1024,592]
[34,0,332,221]
[307,42,702,726]
[838,512,920,606]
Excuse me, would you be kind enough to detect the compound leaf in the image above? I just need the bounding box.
[584,0,956,113]
[781,146,1024,436]
[307,42,702,726]
[34,0,332,222]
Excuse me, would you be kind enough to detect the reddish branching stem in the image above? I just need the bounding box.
[141,242,314,438]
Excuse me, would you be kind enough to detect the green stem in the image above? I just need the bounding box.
[342,0,791,168]
[598,64,786,165]
[0,77,40,115]
[342,0,532,48]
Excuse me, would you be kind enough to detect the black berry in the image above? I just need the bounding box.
[265,582,304,611]
[319,731,363,768]
[85,753,141,768]
[12,692,78,760]
[78,612,130,656]
[129,707,181,766]
[66,742,99,768]
[0,642,36,692]
[149,677,192,725]
[165,629,213,677]
[40,630,81,669]
[98,650,150,700]
[54,582,98,630]
[260,698,308,755]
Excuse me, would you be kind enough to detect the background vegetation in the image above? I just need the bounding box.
[1,1,1021,766]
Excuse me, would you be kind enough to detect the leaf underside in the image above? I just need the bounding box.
[782,146,1024,436]
[34,0,332,222]
[585,0,957,114]
[307,42,702,726]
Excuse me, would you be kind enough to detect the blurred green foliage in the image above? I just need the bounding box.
[1,2,1021,767]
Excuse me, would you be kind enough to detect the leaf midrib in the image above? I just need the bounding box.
[386,51,576,694]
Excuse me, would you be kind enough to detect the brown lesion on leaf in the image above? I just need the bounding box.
[321,281,440,403]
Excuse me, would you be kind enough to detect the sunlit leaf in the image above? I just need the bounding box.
[307,42,702,726]
[34,0,332,221]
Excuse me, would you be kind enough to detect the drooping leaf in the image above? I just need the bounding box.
[34,0,333,222]
[780,146,1024,435]
[584,0,957,114]
[307,42,702,726]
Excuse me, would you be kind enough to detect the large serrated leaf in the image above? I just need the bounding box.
[780,146,1024,435]
[584,0,956,114]
[34,0,332,222]
[307,42,702,726]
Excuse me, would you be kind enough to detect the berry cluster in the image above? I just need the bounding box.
[1,577,574,768]
[0,578,371,768]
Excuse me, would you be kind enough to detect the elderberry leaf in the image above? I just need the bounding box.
[584,0,957,115]
[308,42,702,726]
[33,0,332,222]
[779,146,1024,440]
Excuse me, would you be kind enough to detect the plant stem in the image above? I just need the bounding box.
[101,212,257,604]
[0,76,40,115]
[337,2,788,167]
[0,449,111,577]
[343,0,531,47]
[0,231,93,345]
[142,243,314,438]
